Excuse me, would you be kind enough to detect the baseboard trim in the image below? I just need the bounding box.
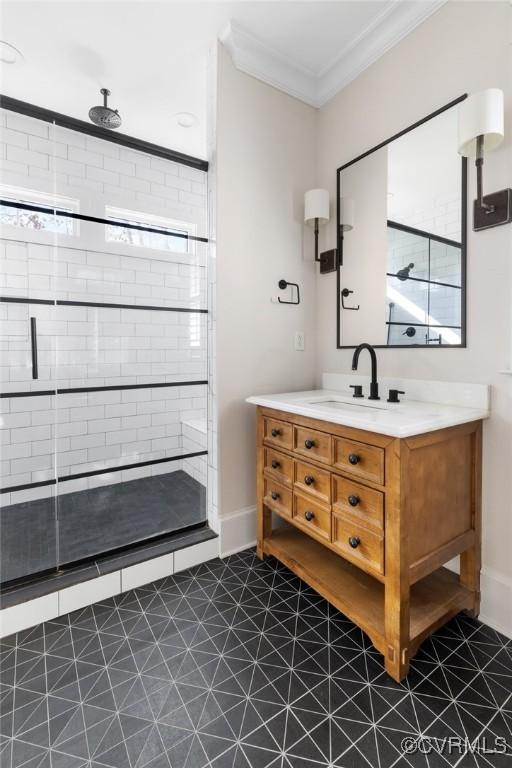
[479,566,512,640]
[222,540,257,558]
[218,505,257,557]
[440,560,511,640]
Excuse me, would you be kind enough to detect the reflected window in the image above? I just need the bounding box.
[105,206,194,254]
[0,184,78,235]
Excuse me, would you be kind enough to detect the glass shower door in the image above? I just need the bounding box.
[0,120,61,584]
[52,193,208,569]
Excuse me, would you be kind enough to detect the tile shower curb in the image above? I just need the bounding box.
[0,525,217,611]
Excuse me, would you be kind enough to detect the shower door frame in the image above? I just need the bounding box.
[0,98,212,587]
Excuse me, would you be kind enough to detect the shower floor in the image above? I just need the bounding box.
[0,470,206,585]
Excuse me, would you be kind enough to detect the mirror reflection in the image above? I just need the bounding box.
[337,100,466,348]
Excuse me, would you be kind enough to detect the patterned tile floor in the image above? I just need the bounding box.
[1,549,511,768]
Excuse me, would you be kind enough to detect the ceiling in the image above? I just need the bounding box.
[0,1,445,159]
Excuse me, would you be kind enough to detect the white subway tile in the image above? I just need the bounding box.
[179,165,206,183]
[119,174,150,193]
[1,127,29,148]
[68,145,103,168]
[0,594,59,638]
[86,165,119,185]
[119,147,150,166]
[28,135,67,158]
[150,156,179,174]
[5,112,49,138]
[104,156,135,176]
[7,145,49,169]
[58,572,121,615]
[121,553,174,591]
[135,164,164,184]
[174,538,218,573]
[105,428,137,445]
[0,157,29,175]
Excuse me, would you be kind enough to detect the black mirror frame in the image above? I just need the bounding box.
[336,94,468,350]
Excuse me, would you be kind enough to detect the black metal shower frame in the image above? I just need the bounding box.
[385,219,463,345]
[0,97,210,496]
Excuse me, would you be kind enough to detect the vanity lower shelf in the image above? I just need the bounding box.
[264,526,474,658]
[255,405,483,681]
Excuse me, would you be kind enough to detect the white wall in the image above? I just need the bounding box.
[339,146,388,346]
[316,0,512,636]
[215,44,317,548]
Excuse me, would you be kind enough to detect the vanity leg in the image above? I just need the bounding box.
[256,409,271,560]
[460,422,482,617]
[384,589,410,681]
[384,437,410,682]
[257,505,272,560]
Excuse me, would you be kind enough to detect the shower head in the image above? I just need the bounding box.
[396,262,415,281]
[88,88,122,130]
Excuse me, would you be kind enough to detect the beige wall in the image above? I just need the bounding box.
[339,146,388,345]
[216,45,317,529]
[316,1,512,631]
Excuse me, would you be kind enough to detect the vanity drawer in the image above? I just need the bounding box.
[293,426,332,465]
[294,460,331,504]
[333,438,384,485]
[332,476,384,531]
[264,448,293,486]
[332,513,384,577]
[264,417,293,451]
[264,477,292,519]
[293,493,331,543]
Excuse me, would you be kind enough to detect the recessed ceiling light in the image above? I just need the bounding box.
[0,41,23,65]
[175,112,197,129]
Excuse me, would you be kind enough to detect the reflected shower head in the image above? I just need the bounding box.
[397,262,414,281]
[88,88,122,130]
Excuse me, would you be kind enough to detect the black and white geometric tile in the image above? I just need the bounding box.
[1,548,511,768]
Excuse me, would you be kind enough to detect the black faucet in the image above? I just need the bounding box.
[351,343,380,400]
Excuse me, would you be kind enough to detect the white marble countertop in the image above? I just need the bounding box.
[246,388,490,438]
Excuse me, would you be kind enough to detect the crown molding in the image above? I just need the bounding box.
[221,2,447,109]
[219,21,317,106]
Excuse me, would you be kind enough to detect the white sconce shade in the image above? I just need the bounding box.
[458,88,504,157]
[304,189,329,225]
[339,197,354,232]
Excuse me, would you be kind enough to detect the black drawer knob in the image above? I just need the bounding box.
[304,510,315,521]
[348,495,360,507]
[271,459,280,469]
[348,536,361,549]
[348,453,360,465]
[304,439,315,449]
[271,491,280,501]
[304,475,315,486]
[271,428,281,438]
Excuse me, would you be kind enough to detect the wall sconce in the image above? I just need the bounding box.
[304,188,329,262]
[458,88,511,231]
[339,196,354,232]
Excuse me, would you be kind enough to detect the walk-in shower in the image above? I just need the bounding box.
[0,103,210,602]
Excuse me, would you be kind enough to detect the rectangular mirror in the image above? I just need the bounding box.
[337,96,467,348]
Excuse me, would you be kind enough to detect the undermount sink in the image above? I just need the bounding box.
[302,395,390,412]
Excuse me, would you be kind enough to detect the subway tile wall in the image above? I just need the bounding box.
[387,193,462,345]
[0,109,209,512]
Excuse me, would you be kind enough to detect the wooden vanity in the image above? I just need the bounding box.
[255,406,482,681]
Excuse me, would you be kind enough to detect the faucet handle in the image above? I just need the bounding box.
[387,389,405,403]
[349,385,364,398]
